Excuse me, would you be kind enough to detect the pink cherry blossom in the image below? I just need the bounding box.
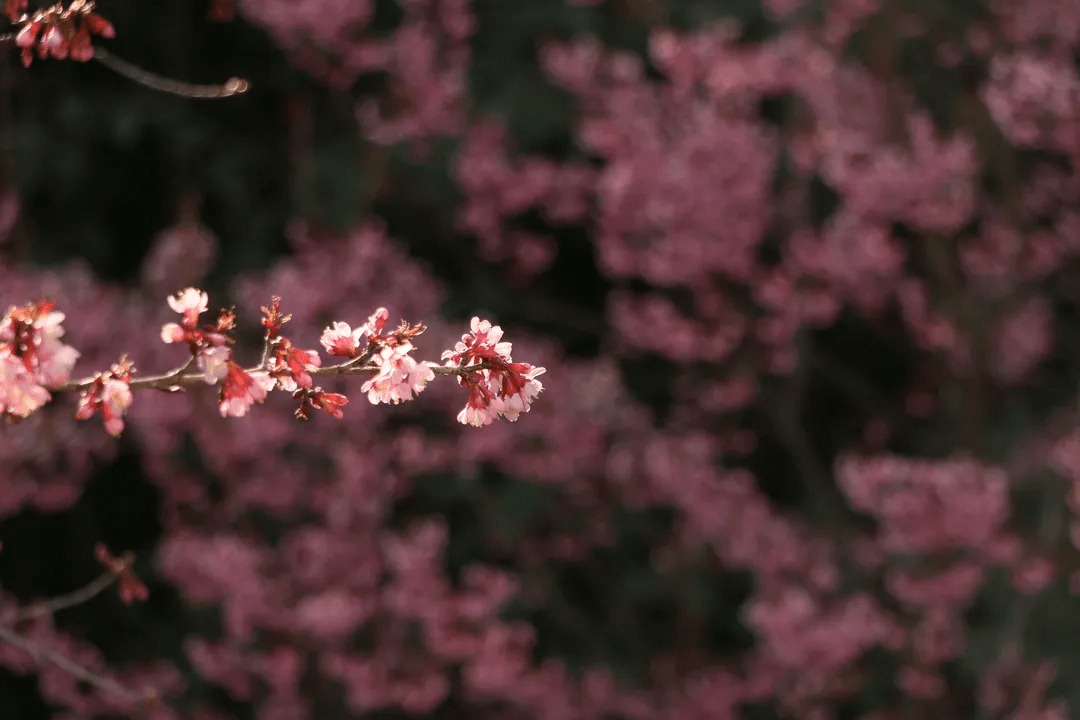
[0,348,50,418]
[167,287,209,326]
[441,317,545,425]
[36,341,79,386]
[0,301,81,420]
[441,316,513,367]
[310,389,349,419]
[196,345,231,383]
[167,287,209,316]
[268,340,322,392]
[456,390,501,427]
[319,309,390,359]
[320,321,366,358]
[219,362,275,417]
[99,378,133,437]
[160,322,185,343]
[490,363,545,421]
[361,343,435,405]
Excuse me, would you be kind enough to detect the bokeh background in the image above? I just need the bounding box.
[2,0,1080,718]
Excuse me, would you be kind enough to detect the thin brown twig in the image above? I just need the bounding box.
[0,624,149,702]
[49,355,489,394]
[92,46,248,99]
[0,571,116,625]
[0,32,248,99]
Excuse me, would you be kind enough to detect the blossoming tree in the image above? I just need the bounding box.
[3,0,1080,718]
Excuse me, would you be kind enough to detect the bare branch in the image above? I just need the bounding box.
[0,571,116,625]
[49,356,489,394]
[93,46,248,99]
[0,624,149,703]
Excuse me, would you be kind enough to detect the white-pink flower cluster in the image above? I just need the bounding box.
[0,301,80,419]
[0,351,50,418]
[319,307,390,359]
[0,289,548,433]
[167,287,209,326]
[219,362,275,418]
[161,288,231,385]
[320,321,368,357]
[98,379,133,435]
[442,317,546,427]
[197,345,231,384]
[159,287,278,418]
[361,343,436,405]
[76,371,135,437]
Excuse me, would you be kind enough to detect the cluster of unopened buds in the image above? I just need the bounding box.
[0,288,545,435]
[7,0,114,67]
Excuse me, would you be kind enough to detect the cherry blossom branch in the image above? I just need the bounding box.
[2,289,546,431]
[0,546,147,627]
[2,0,248,99]
[0,545,152,705]
[50,355,494,394]
[0,624,150,703]
[93,47,249,99]
[0,570,115,625]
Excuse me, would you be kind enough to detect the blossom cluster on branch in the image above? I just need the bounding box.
[0,288,545,435]
[8,0,114,66]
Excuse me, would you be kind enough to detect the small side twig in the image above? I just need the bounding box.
[0,548,153,705]
[92,46,247,99]
[0,624,148,703]
[0,29,247,99]
[0,570,115,625]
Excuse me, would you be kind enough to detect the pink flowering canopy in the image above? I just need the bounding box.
[2,0,1080,718]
